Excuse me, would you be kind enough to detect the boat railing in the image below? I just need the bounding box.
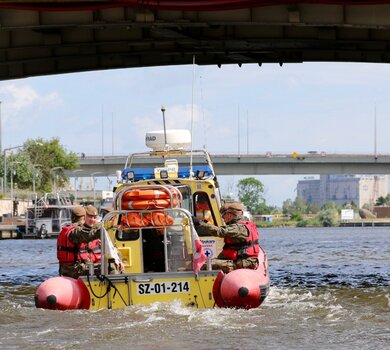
[33,195,49,219]
[56,194,73,206]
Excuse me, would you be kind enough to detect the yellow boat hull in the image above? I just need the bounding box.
[82,271,220,310]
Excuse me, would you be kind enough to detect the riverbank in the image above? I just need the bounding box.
[255,218,390,228]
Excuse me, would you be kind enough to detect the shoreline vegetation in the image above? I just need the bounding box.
[236,177,390,228]
[254,216,390,228]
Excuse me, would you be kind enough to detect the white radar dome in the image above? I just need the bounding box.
[145,129,191,151]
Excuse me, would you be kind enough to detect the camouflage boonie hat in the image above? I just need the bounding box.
[71,206,86,217]
[220,201,243,215]
[85,205,98,216]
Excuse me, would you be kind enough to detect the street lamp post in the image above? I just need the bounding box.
[72,169,83,202]
[91,172,102,201]
[3,145,23,194]
[10,161,21,202]
[50,167,63,193]
[107,175,114,191]
[32,164,42,196]
[161,106,167,148]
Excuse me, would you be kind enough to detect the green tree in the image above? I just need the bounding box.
[375,196,386,206]
[282,197,308,216]
[237,177,266,214]
[307,203,320,214]
[375,195,390,206]
[318,208,339,227]
[6,151,33,190]
[282,198,294,215]
[256,202,272,215]
[290,211,303,221]
[5,138,79,192]
[294,196,307,213]
[321,201,339,211]
[342,201,358,210]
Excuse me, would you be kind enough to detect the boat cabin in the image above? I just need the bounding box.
[102,131,225,273]
[25,193,75,238]
[104,145,225,276]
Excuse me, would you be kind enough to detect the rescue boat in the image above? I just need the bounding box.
[35,129,270,310]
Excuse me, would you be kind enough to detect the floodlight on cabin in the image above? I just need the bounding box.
[127,171,135,182]
[196,170,206,179]
[160,170,168,179]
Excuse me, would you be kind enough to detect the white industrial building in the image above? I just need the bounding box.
[297,175,388,208]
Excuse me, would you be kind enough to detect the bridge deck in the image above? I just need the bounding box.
[68,153,390,176]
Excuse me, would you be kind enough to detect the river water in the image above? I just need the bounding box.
[0,227,389,350]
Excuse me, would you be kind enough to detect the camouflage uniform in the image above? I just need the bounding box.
[197,215,258,274]
[59,223,102,278]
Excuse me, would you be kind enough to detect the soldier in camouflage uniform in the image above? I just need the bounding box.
[57,206,85,277]
[67,205,103,277]
[194,201,259,274]
[57,205,101,278]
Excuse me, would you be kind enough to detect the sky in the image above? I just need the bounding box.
[1,61,390,206]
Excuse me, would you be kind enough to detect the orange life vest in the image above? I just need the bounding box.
[57,225,78,264]
[195,202,214,224]
[222,221,259,260]
[150,211,174,226]
[77,239,101,264]
[121,212,147,227]
[121,211,174,228]
[57,225,101,264]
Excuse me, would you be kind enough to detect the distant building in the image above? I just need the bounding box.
[296,176,320,205]
[297,175,388,208]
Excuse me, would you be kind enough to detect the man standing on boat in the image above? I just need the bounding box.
[194,201,260,274]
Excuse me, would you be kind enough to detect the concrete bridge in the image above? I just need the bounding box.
[66,153,390,177]
[3,1,390,80]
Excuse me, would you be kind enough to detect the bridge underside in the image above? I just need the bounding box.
[2,1,390,80]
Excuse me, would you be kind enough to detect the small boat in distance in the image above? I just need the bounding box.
[25,193,75,238]
[35,129,270,310]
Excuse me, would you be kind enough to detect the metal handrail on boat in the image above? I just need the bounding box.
[99,208,198,276]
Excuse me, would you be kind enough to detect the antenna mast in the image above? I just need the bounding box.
[374,106,377,159]
[161,106,167,149]
[189,55,195,178]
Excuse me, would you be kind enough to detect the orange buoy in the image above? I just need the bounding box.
[35,276,90,310]
[212,269,263,309]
